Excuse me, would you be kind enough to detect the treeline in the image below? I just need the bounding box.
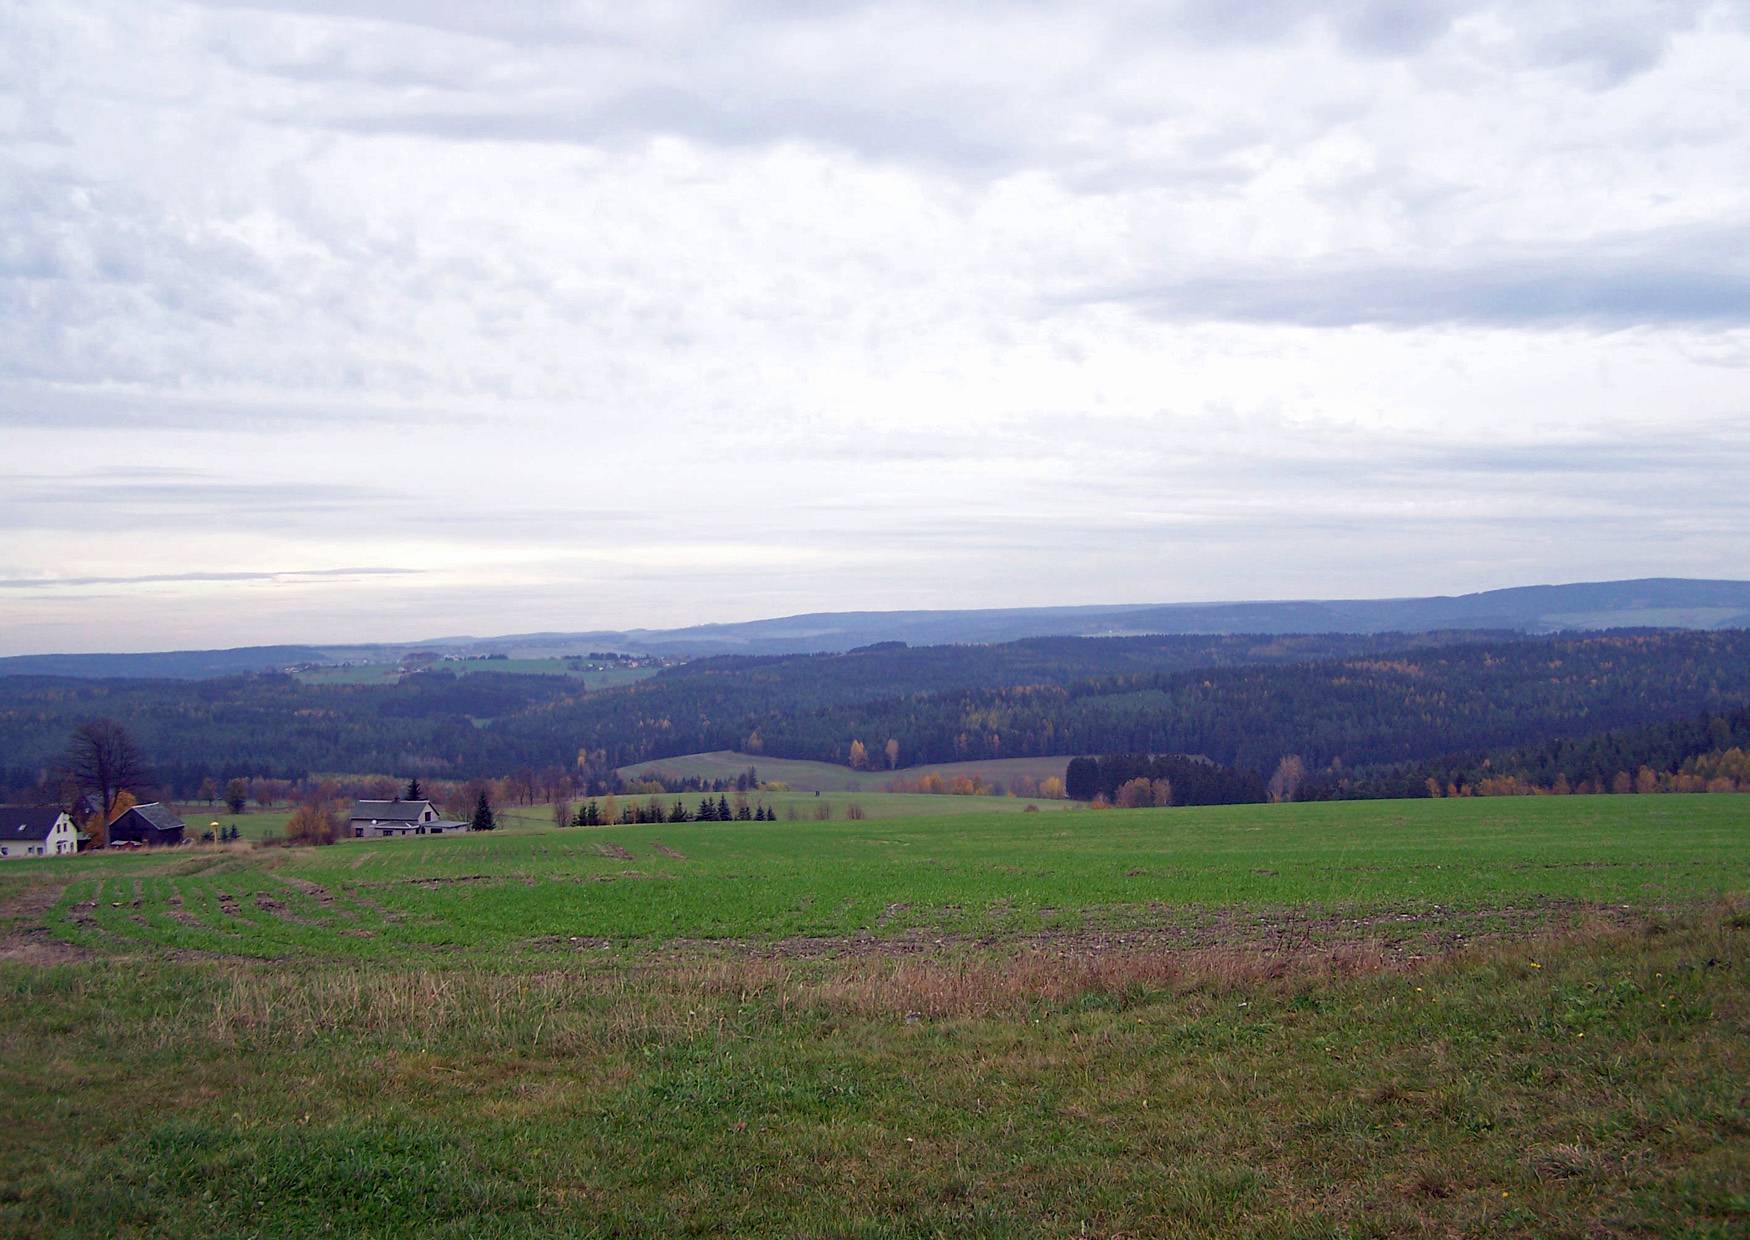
[562,794,780,825]
[1064,754,1267,806]
[1302,707,1750,800]
[0,632,1504,794]
[4,630,1750,800]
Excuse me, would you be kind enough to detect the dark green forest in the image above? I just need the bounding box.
[2,629,1748,798]
[1302,706,1750,800]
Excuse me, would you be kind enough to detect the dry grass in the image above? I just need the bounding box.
[686,939,1400,1019]
[171,913,1696,1051]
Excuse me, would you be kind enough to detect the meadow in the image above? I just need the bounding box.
[1,796,1745,1236]
[617,749,1076,793]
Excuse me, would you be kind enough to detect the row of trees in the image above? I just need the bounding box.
[1064,754,1268,806]
[559,796,782,826]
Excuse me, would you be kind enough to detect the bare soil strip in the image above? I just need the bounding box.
[278,876,335,906]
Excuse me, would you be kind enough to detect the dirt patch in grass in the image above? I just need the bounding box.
[163,893,202,928]
[650,843,686,861]
[406,875,498,888]
[278,876,336,906]
[0,880,69,927]
[594,842,634,861]
[216,893,244,918]
[253,892,319,926]
[0,928,95,965]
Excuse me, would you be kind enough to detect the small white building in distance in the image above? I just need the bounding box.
[1,808,79,859]
[347,799,469,839]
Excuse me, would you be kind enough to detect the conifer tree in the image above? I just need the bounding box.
[407,777,424,800]
[717,794,732,821]
[470,790,496,831]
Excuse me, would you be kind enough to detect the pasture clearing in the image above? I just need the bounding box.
[0,795,1744,1237]
[617,749,1077,793]
[293,661,658,688]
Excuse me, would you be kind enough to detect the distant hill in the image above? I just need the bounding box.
[561,578,1750,655]
[3,577,1747,678]
[0,645,335,679]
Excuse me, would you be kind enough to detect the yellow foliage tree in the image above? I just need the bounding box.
[847,740,869,770]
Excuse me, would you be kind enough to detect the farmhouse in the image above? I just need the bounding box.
[0,808,79,859]
[347,799,469,838]
[108,803,186,847]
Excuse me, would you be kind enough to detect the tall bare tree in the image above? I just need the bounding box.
[65,719,150,817]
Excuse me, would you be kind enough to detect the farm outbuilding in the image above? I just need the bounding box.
[108,803,186,847]
[0,808,79,859]
[347,799,469,838]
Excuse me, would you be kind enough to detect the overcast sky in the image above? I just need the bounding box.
[3,1,1747,654]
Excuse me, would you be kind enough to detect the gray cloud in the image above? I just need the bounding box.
[0,567,421,589]
[1096,224,1750,329]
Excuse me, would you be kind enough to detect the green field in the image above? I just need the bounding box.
[2,796,1745,1236]
[618,749,1076,793]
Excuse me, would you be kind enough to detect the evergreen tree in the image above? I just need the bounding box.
[406,777,424,800]
[669,801,690,823]
[470,790,497,831]
[697,797,716,821]
[717,794,732,821]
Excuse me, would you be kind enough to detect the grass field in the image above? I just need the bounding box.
[618,749,1077,793]
[2,796,1745,1236]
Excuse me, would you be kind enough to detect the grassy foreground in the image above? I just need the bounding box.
[1,797,1745,1236]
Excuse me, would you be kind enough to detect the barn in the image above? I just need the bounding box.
[108,803,186,847]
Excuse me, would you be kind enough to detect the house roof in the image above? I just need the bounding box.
[349,799,435,822]
[120,803,185,833]
[1,807,70,842]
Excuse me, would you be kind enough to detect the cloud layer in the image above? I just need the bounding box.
[2,1,1746,652]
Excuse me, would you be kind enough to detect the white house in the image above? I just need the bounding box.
[347,799,469,839]
[1,808,79,859]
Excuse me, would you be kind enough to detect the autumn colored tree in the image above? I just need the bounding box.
[286,799,341,846]
[224,778,249,814]
[1267,755,1306,803]
[847,740,869,770]
[884,738,900,770]
[1115,777,1154,809]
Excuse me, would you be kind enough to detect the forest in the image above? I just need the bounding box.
[1302,706,1750,800]
[2,628,1748,801]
